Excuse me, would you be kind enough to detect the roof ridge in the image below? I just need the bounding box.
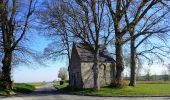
[72,42,113,62]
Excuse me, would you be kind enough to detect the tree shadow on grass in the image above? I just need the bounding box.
[0,83,62,98]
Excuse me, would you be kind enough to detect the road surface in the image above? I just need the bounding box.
[0,83,170,100]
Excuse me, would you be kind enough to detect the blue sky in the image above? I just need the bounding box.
[13,33,67,83]
[13,61,65,83]
[11,0,169,83]
[12,33,167,83]
[11,0,69,83]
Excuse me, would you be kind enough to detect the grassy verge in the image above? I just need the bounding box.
[0,89,11,96]
[13,83,36,94]
[54,81,170,96]
[54,82,69,90]
[0,83,36,96]
[28,82,46,87]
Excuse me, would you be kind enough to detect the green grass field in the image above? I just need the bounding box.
[0,83,44,96]
[28,82,46,87]
[54,81,170,96]
[13,83,36,94]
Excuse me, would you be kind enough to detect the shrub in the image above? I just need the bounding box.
[111,80,129,88]
[60,81,64,85]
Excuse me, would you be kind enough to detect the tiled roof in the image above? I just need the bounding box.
[75,43,114,62]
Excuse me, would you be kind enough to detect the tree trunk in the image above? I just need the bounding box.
[112,62,116,81]
[93,50,100,90]
[114,34,124,87]
[129,34,136,86]
[68,56,71,86]
[1,51,13,90]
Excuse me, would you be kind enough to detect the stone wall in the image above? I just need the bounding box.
[69,45,82,88]
[81,62,113,88]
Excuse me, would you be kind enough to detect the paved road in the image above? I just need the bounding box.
[0,83,170,100]
[32,83,58,95]
[1,94,170,100]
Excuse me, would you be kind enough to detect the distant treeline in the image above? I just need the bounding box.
[125,75,170,81]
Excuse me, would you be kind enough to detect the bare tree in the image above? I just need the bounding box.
[106,0,170,87]
[128,2,170,86]
[74,0,105,90]
[136,57,143,81]
[58,67,68,81]
[37,0,75,86]
[162,69,169,81]
[144,67,152,81]
[0,0,36,89]
[72,0,115,90]
[38,0,113,90]
[166,64,170,80]
[38,0,74,64]
[124,54,144,81]
[167,64,170,73]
